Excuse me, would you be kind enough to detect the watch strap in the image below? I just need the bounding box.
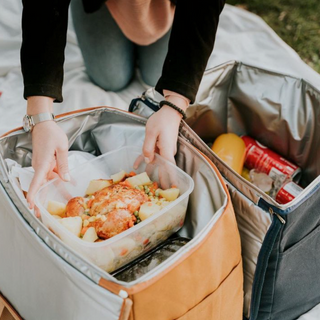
[31,113,55,125]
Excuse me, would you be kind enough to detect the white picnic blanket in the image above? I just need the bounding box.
[0,1,320,318]
[1,2,320,136]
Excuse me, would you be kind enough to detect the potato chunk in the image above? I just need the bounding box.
[126,172,151,187]
[139,202,162,221]
[52,215,62,220]
[111,170,126,183]
[59,216,82,237]
[82,227,98,242]
[85,179,113,195]
[47,200,66,217]
[159,188,180,201]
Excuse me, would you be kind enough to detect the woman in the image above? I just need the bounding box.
[20,0,225,207]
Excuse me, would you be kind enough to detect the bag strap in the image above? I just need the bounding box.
[118,298,133,320]
[129,88,163,117]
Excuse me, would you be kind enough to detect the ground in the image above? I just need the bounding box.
[227,0,320,73]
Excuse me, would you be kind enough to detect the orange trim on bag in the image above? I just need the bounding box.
[119,298,133,320]
[0,106,102,138]
[99,145,234,296]
[0,126,23,138]
[55,106,105,119]
[0,106,145,139]
[0,292,23,320]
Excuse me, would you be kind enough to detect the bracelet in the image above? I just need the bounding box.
[159,100,187,120]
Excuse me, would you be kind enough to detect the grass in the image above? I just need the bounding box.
[227,0,320,73]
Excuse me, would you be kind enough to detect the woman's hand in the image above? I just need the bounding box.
[143,92,189,164]
[26,96,70,209]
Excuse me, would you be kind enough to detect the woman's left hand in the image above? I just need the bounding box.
[143,95,189,164]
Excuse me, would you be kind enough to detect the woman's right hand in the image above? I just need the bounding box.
[26,97,70,209]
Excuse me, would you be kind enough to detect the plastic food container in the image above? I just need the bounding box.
[111,236,191,282]
[35,146,194,272]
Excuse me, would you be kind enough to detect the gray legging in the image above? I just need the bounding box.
[71,0,171,91]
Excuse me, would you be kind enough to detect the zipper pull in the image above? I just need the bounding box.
[269,207,286,224]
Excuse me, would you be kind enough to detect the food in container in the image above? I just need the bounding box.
[52,172,178,241]
[35,146,194,272]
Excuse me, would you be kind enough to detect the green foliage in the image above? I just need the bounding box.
[227,0,320,72]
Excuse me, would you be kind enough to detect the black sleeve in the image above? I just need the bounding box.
[21,0,71,102]
[155,0,225,103]
[82,0,105,13]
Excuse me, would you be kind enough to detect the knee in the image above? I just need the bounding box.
[86,65,134,92]
[140,69,160,87]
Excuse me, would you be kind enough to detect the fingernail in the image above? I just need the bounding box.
[144,157,150,164]
[64,173,71,182]
[27,202,32,209]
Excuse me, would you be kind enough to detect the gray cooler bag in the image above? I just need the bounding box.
[0,107,243,320]
[130,61,320,320]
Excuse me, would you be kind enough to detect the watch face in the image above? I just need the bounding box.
[23,115,31,132]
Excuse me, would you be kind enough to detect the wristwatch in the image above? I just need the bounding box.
[23,113,55,133]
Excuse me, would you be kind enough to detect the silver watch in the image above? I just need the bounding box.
[23,113,55,133]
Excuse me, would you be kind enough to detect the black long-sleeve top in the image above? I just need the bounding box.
[21,0,225,104]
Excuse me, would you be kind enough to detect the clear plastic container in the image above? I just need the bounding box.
[111,237,191,282]
[35,146,194,272]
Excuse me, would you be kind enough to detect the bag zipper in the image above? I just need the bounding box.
[249,214,284,320]
[268,207,286,224]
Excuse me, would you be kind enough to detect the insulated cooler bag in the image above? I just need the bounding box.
[0,107,243,320]
[130,61,320,320]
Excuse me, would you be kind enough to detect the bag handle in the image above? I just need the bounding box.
[119,298,133,320]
